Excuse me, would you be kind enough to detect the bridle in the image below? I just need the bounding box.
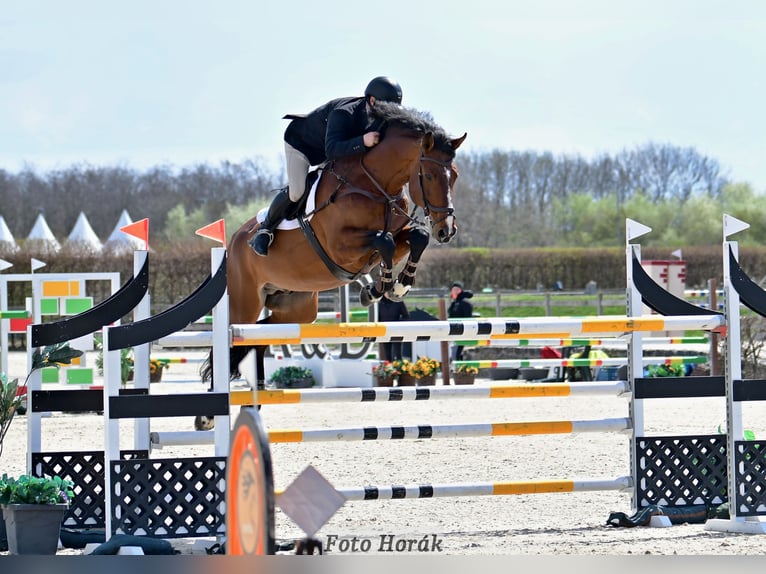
[327,139,456,235]
[416,152,455,227]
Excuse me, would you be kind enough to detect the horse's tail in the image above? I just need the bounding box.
[199,346,253,390]
[200,349,213,387]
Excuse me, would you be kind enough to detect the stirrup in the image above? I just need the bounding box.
[249,228,274,256]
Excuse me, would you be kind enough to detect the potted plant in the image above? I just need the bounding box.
[1,474,75,555]
[149,358,168,383]
[391,359,413,386]
[0,343,81,553]
[452,363,479,385]
[268,365,315,389]
[398,356,440,386]
[371,361,398,387]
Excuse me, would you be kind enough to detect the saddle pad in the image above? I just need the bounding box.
[257,178,318,231]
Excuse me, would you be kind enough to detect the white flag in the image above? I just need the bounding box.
[0,259,12,272]
[723,214,750,238]
[671,249,683,259]
[626,218,652,241]
[30,258,46,271]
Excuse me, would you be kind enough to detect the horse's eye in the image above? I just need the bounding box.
[424,173,433,181]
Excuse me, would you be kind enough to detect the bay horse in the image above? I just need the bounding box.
[197,103,465,427]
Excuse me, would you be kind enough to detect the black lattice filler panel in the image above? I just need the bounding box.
[635,435,727,507]
[733,440,766,516]
[32,450,148,530]
[110,457,226,538]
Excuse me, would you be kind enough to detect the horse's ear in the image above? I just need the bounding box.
[450,132,467,150]
[423,132,435,152]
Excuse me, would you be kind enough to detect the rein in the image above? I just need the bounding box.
[315,159,415,233]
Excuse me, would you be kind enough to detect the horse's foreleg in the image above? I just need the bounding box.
[360,231,396,307]
[390,227,430,301]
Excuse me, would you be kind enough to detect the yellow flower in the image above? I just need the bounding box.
[455,364,479,375]
[149,358,168,374]
[410,356,440,378]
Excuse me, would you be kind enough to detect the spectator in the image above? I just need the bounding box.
[377,292,410,361]
[448,281,474,362]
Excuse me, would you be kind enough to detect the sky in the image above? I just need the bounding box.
[1,1,765,191]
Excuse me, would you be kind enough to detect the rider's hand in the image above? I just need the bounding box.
[363,131,380,147]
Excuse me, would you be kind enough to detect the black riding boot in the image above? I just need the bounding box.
[248,189,298,256]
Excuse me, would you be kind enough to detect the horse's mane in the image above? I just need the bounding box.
[370,102,456,159]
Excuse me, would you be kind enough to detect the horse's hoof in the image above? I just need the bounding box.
[388,282,411,301]
[359,286,381,307]
[194,415,216,431]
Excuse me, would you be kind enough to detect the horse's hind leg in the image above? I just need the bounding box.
[389,227,429,301]
[360,231,396,307]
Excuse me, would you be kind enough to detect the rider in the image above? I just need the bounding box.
[249,76,404,257]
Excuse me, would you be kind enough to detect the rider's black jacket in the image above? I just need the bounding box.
[283,96,380,165]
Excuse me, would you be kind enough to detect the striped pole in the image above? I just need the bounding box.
[276,476,633,501]
[455,355,707,369]
[231,315,725,346]
[152,417,630,448]
[152,357,205,364]
[456,336,709,347]
[228,380,629,406]
[158,320,720,348]
[268,417,630,443]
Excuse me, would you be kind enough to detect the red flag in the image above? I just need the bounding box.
[120,218,149,250]
[196,219,227,247]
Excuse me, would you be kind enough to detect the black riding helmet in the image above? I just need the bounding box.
[364,76,403,104]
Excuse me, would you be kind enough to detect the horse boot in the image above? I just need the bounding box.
[249,188,298,256]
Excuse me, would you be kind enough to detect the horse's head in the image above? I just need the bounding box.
[369,102,467,244]
[411,130,467,243]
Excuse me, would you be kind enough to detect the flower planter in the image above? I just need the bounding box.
[150,365,164,383]
[397,373,417,386]
[2,503,68,555]
[415,373,437,386]
[374,375,396,387]
[452,372,476,385]
[276,377,314,389]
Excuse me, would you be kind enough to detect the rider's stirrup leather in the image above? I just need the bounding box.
[249,229,274,257]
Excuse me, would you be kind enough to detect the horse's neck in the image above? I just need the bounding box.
[348,134,421,193]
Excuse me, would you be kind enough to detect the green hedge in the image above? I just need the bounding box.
[2,243,763,312]
[416,245,757,292]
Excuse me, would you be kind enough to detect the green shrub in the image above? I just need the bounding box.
[0,474,75,505]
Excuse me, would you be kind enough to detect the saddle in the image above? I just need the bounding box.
[288,169,322,220]
[258,169,322,232]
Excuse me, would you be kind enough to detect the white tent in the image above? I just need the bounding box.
[66,212,102,252]
[26,213,60,252]
[103,209,144,251]
[0,215,19,252]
